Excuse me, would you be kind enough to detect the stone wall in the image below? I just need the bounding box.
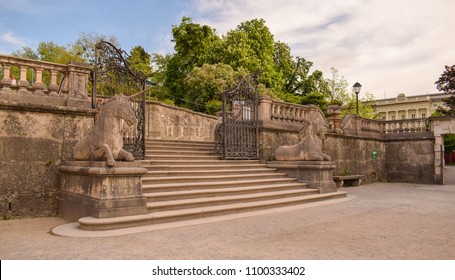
[0,100,95,218]
[385,136,436,184]
[145,101,219,142]
[325,134,387,183]
[258,124,387,183]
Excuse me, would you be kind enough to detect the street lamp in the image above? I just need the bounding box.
[352,82,362,115]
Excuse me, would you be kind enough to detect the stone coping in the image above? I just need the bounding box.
[58,161,147,176]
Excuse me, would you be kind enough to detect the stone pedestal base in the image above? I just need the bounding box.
[267,161,337,193]
[58,161,148,221]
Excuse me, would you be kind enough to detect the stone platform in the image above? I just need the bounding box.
[58,161,148,221]
[267,161,337,193]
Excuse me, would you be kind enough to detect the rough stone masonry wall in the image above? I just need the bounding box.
[385,136,436,184]
[145,101,219,142]
[0,100,95,218]
[325,134,387,183]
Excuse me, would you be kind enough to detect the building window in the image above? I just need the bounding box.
[411,114,415,119]
[382,116,386,120]
[422,113,426,118]
[392,116,395,120]
[401,115,405,119]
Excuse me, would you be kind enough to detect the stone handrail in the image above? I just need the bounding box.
[383,118,429,133]
[259,96,326,125]
[341,114,385,137]
[341,114,431,137]
[0,54,91,108]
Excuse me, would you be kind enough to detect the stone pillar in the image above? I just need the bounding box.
[258,96,273,122]
[267,161,337,193]
[58,161,148,221]
[434,135,444,184]
[66,61,91,108]
[327,104,343,133]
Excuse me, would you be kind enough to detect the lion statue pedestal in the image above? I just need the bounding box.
[267,161,337,193]
[58,161,148,221]
[58,95,148,221]
[268,118,337,193]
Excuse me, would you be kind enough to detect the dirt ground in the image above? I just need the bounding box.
[1,182,454,260]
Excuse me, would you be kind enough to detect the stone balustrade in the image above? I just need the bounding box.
[0,54,91,108]
[259,96,323,125]
[384,118,429,133]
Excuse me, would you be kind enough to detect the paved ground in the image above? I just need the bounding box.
[1,182,454,260]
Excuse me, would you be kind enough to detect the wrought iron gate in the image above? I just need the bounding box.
[92,40,150,159]
[217,72,260,159]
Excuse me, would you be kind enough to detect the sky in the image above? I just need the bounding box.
[1,0,454,99]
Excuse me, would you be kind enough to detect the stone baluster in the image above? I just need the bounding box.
[18,65,29,93]
[1,64,12,92]
[32,67,45,94]
[49,70,59,96]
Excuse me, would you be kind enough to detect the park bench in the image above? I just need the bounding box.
[333,175,365,188]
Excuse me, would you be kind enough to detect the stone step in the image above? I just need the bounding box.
[147,189,316,212]
[145,154,221,160]
[143,168,277,177]
[78,191,347,231]
[142,172,287,184]
[144,182,311,202]
[142,177,299,192]
[146,139,215,148]
[146,145,214,152]
[141,159,261,166]
[141,163,268,171]
[146,149,215,156]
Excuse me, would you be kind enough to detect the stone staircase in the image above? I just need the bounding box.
[78,139,346,230]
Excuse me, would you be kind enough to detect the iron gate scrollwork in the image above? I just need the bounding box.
[217,71,260,159]
[92,41,151,159]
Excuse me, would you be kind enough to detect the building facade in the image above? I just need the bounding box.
[372,93,450,120]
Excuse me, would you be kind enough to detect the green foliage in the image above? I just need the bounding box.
[435,65,455,115]
[184,63,245,113]
[326,67,350,103]
[159,17,330,113]
[165,17,222,105]
[128,46,152,79]
[300,92,328,113]
[205,100,222,115]
[444,134,455,152]
[342,92,376,119]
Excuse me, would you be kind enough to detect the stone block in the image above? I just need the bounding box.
[58,161,148,221]
[267,161,337,193]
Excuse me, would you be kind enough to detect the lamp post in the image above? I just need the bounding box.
[353,82,362,115]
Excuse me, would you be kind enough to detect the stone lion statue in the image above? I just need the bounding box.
[73,95,136,166]
[274,119,331,161]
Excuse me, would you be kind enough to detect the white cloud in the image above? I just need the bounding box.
[0,32,31,54]
[191,0,455,98]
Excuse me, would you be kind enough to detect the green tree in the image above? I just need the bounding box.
[184,63,246,114]
[72,32,120,64]
[128,45,152,79]
[164,17,222,105]
[444,134,455,152]
[342,92,376,118]
[435,65,455,115]
[11,46,39,60]
[326,67,350,104]
[222,18,281,91]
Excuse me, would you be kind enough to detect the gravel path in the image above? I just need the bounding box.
[1,182,454,260]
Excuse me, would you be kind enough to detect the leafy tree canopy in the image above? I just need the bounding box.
[435,65,455,115]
